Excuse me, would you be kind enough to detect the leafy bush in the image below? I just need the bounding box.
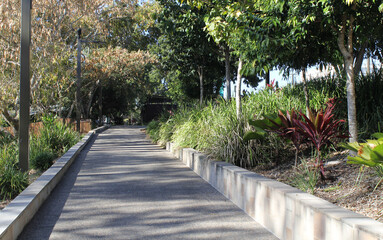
[30,151,57,172]
[37,115,81,155]
[146,120,161,143]
[245,109,306,166]
[0,130,15,147]
[342,132,383,189]
[146,73,383,170]
[355,71,383,139]
[0,143,29,200]
[0,164,29,200]
[294,99,348,177]
[29,115,80,171]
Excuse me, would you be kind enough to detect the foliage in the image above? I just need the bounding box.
[82,47,158,122]
[290,160,319,194]
[30,151,57,172]
[146,120,161,143]
[0,143,28,200]
[150,0,224,104]
[0,0,124,132]
[36,115,80,155]
[0,164,29,200]
[342,132,383,189]
[105,0,161,51]
[146,83,331,168]
[0,130,15,147]
[29,115,80,171]
[356,71,383,139]
[294,99,348,177]
[245,109,306,166]
[1,0,158,132]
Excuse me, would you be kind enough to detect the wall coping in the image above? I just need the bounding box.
[166,142,383,240]
[0,125,109,240]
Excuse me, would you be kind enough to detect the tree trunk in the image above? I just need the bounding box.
[337,11,358,142]
[301,68,310,117]
[236,57,243,119]
[225,45,231,100]
[84,80,100,119]
[344,56,358,142]
[354,41,367,76]
[198,66,204,105]
[98,84,103,126]
[367,56,370,74]
[265,70,270,87]
[66,102,75,119]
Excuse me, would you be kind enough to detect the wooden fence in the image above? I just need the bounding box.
[3,119,91,136]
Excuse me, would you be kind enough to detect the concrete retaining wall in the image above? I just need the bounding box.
[0,125,109,240]
[166,142,383,240]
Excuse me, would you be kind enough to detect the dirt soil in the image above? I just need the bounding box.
[252,150,383,223]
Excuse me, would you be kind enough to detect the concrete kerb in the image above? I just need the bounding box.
[166,142,383,240]
[0,125,109,240]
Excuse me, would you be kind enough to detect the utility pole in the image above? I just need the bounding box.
[19,0,32,172]
[76,28,82,132]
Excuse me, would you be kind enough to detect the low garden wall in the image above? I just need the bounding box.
[0,125,109,240]
[166,142,383,240]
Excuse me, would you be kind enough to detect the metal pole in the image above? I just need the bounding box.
[76,28,82,132]
[19,0,32,172]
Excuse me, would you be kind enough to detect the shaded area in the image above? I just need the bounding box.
[19,126,277,240]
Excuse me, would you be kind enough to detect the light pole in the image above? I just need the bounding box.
[76,28,82,132]
[75,31,105,129]
[19,0,32,172]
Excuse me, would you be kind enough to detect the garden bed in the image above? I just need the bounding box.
[252,150,383,223]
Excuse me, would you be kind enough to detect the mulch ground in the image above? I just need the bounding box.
[252,150,383,223]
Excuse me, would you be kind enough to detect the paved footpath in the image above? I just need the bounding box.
[18,126,278,240]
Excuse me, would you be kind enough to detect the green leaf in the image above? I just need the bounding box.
[243,131,266,141]
[347,156,377,167]
[339,142,360,152]
[372,132,383,140]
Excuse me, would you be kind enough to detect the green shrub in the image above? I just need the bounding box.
[145,73,383,170]
[0,143,28,200]
[146,120,161,143]
[30,150,57,171]
[0,165,29,200]
[37,115,81,155]
[356,71,383,139]
[0,131,15,147]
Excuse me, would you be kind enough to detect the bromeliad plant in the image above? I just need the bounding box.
[245,98,347,178]
[244,109,306,166]
[341,133,383,189]
[293,99,348,178]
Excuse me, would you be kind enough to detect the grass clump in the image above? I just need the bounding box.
[0,114,81,201]
[290,160,319,194]
[0,142,28,200]
[30,115,80,171]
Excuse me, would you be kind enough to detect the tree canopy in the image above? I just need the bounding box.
[1,0,383,139]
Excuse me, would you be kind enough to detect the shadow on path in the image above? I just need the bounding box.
[18,126,278,240]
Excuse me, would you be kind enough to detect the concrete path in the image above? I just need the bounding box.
[18,126,278,240]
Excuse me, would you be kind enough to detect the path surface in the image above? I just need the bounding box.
[18,126,278,240]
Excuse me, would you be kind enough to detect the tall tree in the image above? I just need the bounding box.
[266,0,383,142]
[151,0,224,104]
[0,0,125,133]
